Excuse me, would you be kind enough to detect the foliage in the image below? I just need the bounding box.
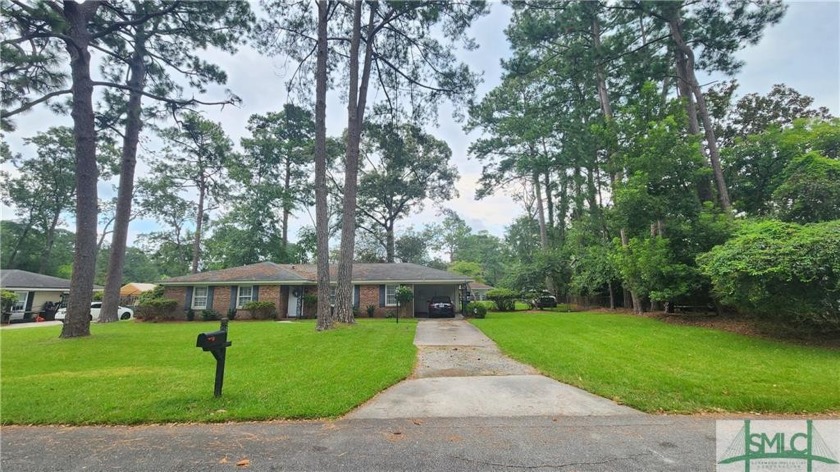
[134,298,178,322]
[1,290,18,313]
[448,261,484,282]
[242,301,277,320]
[366,305,376,318]
[471,312,839,413]
[394,286,414,306]
[485,288,519,312]
[698,219,840,334]
[772,152,840,223]
[136,285,165,305]
[0,320,417,424]
[465,301,487,319]
[186,308,195,322]
[201,309,221,322]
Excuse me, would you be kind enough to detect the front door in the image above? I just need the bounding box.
[287,287,301,318]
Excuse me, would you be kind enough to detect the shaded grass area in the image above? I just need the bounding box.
[471,312,840,414]
[0,319,416,425]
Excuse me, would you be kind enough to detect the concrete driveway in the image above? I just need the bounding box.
[347,319,642,419]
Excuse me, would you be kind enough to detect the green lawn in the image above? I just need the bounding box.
[471,312,840,414]
[0,319,417,425]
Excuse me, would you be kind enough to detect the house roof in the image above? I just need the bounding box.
[159,262,472,286]
[0,269,104,291]
[469,281,494,290]
[119,283,157,297]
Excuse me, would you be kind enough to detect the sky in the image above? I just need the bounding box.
[2,1,839,250]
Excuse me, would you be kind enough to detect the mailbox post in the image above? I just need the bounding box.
[196,318,232,397]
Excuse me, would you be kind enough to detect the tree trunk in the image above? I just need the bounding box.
[101,34,146,323]
[38,208,61,274]
[61,1,101,339]
[385,221,395,263]
[335,2,376,324]
[314,0,332,331]
[533,171,549,250]
[675,47,713,203]
[191,182,205,274]
[668,12,731,211]
[281,158,292,256]
[619,228,641,314]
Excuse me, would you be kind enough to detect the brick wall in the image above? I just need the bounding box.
[212,286,232,316]
[163,287,187,319]
[356,284,414,318]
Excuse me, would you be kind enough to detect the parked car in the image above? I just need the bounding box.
[55,302,134,323]
[428,296,455,318]
[530,293,557,309]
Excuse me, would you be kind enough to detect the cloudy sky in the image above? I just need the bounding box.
[3,1,839,249]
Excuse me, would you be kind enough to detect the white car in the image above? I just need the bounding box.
[55,302,134,322]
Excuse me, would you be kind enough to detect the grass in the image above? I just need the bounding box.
[471,312,840,414]
[0,319,417,425]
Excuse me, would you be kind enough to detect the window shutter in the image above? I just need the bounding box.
[207,286,214,309]
[353,285,360,309]
[230,286,237,310]
[24,292,34,312]
[185,287,194,309]
[379,285,385,307]
[253,285,259,301]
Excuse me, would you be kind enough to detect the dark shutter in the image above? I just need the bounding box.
[353,285,360,309]
[379,285,385,307]
[253,285,259,302]
[207,286,214,309]
[185,287,194,309]
[24,292,34,312]
[230,286,237,310]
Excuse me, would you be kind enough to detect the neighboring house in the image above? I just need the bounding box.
[0,270,102,322]
[159,262,473,319]
[469,282,494,301]
[119,283,157,306]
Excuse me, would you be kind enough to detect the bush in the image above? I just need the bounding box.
[227,307,238,320]
[242,301,276,320]
[485,288,518,312]
[466,302,487,319]
[136,285,164,304]
[698,219,840,334]
[135,298,178,322]
[1,290,18,313]
[366,305,376,318]
[384,309,397,319]
[185,308,195,321]
[201,309,221,321]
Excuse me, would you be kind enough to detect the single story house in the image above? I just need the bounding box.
[120,282,157,297]
[0,270,102,322]
[159,262,476,319]
[469,281,494,301]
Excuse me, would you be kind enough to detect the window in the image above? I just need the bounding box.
[12,291,27,312]
[330,285,336,306]
[237,286,253,308]
[385,284,398,307]
[192,287,208,309]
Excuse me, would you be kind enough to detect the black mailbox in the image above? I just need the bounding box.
[195,318,232,397]
[196,330,230,351]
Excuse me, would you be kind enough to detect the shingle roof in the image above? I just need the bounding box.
[160,262,472,285]
[469,282,494,290]
[1,270,76,290]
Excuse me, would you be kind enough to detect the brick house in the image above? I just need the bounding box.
[158,262,474,319]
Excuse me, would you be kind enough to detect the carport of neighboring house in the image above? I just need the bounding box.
[413,283,461,317]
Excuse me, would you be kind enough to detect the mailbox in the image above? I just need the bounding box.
[195,319,232,397]
[196,330,230,352]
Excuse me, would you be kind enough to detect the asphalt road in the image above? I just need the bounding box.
[1,416,718,471]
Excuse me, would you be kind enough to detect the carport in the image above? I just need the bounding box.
[414,284,461,317]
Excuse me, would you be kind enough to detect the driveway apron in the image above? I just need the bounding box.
[347,318,642,419]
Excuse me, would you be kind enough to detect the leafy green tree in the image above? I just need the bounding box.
[134,176,195,278]
[394,229,431,265]
[773,152,840,223]
[698,220,840,334]
[356,122,458,262]
[153,112,234,273]
[448,261,485,284]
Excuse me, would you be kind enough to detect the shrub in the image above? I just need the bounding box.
[485,288,518,312]
[242,301,276,320]
[227,307,238,320]
[698,219,840,334]
[185,308,195,322]
[136,285,164,304]
[466,302,487,319]
[474,300,497,311]
[366,305,376,318]
[1,290,18,313]
[384,309,397,319]
[92,291,103,301]
[135,298,178,322]
[201,309,221,321]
